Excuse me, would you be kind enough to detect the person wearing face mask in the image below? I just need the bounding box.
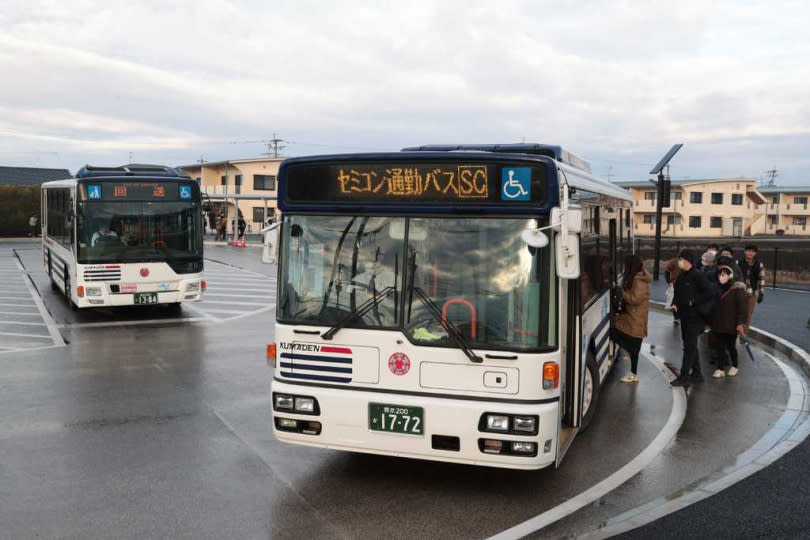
[671,249,715,387]
[709,266,748,378]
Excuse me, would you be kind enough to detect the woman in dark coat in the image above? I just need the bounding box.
[614,254,652,383]
[710,265,748,378]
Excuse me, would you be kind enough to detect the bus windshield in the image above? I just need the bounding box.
[77,201,202,263]
[279,215,556,351]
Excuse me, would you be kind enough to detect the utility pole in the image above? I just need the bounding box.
[607,166,614,183]
[765,167,778,187]
[265,133,286,158]
[649,144,683,281]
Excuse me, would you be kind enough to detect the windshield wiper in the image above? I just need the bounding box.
[321,286,396,340]
[410,286,482,364]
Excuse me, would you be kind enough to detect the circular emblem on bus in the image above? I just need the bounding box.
[388,352,410,376]
[140,268,150,278]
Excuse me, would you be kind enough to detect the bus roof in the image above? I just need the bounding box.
[75,164,190,179]
[402,143,592,173]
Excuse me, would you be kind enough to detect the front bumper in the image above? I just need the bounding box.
[271,379,560,470]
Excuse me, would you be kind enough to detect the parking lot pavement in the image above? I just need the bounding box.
[0,248,63,354]
[187,259,277,322]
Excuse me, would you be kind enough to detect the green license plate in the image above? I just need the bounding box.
[134,292,158,305]
[369,403,424,436]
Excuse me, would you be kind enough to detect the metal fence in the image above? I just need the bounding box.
[635,237,810,291]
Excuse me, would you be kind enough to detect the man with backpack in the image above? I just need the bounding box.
[670,249,715,387]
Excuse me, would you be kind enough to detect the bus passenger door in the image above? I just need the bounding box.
[558,252,583,467]
[608,217,618,358]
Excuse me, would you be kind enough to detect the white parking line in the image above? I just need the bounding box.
[0,311,43,316]
[199,300,270,306]
[16,253,65,348]
[0,321,47,326]
[0,330,52,339]
[0,295,36,300]
[204,286,276,293]
[489,347,687,540]
[0,302,39,308]
[204,293,275,299]
[193,307,249,315]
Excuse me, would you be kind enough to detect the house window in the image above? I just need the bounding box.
[710,217,722,228]
[252,207,271,223]
[690,192,703,204]
[673,191,682,200]
[731,193,743,205]
[643,215,654,224]
[220,175,227,186]
[794,217,807,226]
[769,216,778,225]
[234,174,242,194]
[644,191,656,201]
[666,215,682,225]
[689,216,702,228]
[253,174,276,190]
[771,196,778,204]
[711,193,723,204]
[795,196,808,205]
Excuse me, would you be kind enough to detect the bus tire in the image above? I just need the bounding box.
[580,351,600,431]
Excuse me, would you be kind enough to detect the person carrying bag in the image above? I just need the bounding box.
[710,265,748,378]
[613,254,652,383]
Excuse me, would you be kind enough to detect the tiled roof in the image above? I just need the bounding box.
[0,166,71,186]
[757,186,810,194]
[613,178,757,188]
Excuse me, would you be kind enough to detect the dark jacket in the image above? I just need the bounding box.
[673,266,715,318]
[738,257,763,293]
[711,281,748,334]
[616,270,652,339]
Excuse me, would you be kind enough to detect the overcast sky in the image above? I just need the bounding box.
[1,0,809,184]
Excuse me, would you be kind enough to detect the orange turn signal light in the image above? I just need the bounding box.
[266,343,277,361]
[543,362,559,390]
[76,286,85,298]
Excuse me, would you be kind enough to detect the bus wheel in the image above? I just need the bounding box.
[580,351,600,431]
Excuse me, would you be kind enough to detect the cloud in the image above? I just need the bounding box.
[0,0,808,183]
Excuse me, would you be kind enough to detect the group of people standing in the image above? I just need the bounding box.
[203,211,246,242]
[612,244,765,387]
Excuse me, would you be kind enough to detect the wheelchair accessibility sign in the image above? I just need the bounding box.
[87,185,102,200]
[179,185,192,200]
[501,168,531,201]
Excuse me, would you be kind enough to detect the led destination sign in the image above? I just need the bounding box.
[285,162,547,205]
[81,182,194,202]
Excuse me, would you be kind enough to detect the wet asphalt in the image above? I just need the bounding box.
[0,240,804,539]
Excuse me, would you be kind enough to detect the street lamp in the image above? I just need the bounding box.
[649,144,683,280]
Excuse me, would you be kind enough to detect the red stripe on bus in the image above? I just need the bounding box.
[321,346,352,354]
[105,265,121,269]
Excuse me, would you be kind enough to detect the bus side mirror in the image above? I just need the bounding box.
[551,207,582,233]
[556,233,580,279]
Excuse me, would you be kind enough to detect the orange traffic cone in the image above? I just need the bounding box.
[232,235,238,247]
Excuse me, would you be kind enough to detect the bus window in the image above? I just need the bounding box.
[404,217,555,351]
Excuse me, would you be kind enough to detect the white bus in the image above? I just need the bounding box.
[41,164,205,309]
[269,144,633,469]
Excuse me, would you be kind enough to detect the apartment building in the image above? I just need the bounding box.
[179,157,281,232]
[615,178,810,237]
[756,186,810,235]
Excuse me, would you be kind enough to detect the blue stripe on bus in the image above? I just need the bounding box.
[593,313,610,337]
[279,353,352,364]
[598,346,609,367]
[281,372,352,384]
[595,329,610,357]
[279,362,352,374]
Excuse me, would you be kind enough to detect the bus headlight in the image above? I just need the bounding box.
[86,287,103,297]
[274,394,294,410]
[294,397,316,413]
[486,414,510,432]
[511,441,537,455]
[513,416,537,433]
[185,281,200,292]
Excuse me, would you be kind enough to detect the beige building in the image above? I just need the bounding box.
[179,157,281,233]
[756,186,810,235]
[616,178,810,237]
